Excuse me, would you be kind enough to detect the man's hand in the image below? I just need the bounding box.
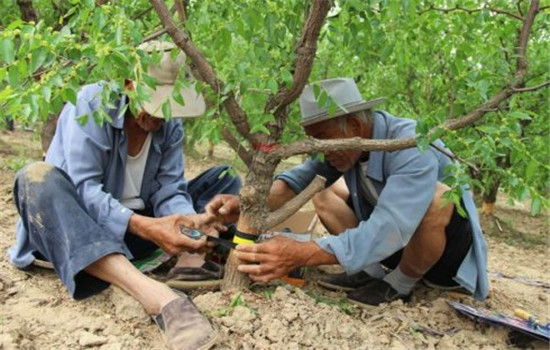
[205,194,240,223]
[129,214,208,255]
[234,236,311,282]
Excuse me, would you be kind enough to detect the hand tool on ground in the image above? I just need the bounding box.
[180,225,237,250]
[514,309,548,330]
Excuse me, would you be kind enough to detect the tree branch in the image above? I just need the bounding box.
[429,143,480,177]
[264,0,331,137]
[221,127,252,167]
[143,28,168,42]
[512,80,550,92]
[262,175,326,231]
[420,4,523,21]
[149,0,254,143]
[134,6,154,20]
[269,1,540,161]
[515,0,538,74]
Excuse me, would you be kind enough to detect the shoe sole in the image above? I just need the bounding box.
[198,332,219,350]
[422,279,470,293]
[346,297,379,310]
[33,259,54,269]
[166,279,222,291]
[316,280,356,292]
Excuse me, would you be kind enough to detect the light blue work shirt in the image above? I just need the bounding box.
[9,83,195,268]
[276,111,489,300]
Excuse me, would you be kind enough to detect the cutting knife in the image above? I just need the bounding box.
[180,226,237,250]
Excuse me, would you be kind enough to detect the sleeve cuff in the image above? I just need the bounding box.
[106,205,134,241]
[314,235,355,274]
[274,173,303,194]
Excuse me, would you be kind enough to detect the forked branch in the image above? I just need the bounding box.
[263,175,326,231]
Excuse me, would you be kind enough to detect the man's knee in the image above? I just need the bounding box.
[15,162,72,204]
[312,188,333,214]
[16,162,55,184]
[422,182,455,229]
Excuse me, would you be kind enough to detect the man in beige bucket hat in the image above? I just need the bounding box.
[207,77,489,308]
[9,41,242,350]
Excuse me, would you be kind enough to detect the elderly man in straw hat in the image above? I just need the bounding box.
[8,41,241,350]
[207,77,489,307]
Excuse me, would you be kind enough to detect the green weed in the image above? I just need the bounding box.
[2,157,32,172]
[306,291,355,314]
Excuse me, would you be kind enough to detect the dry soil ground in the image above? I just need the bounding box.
[0,128,548,350]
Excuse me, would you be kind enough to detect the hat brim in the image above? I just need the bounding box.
[301,97,387,127]
[133,82,206,119]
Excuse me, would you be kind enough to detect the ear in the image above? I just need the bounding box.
[346,115,364,136]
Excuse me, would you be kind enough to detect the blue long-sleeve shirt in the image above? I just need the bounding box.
[276,111,489,300]
[9,83,195,267]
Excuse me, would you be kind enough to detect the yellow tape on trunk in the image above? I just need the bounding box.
[232,235,255,245]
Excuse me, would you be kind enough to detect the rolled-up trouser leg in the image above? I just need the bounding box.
[187,165,242,213]
[13,162,131,299]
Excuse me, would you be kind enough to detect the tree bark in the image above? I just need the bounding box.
[482,181,500,216]
[16,0,38,22]
[40,114,58,157]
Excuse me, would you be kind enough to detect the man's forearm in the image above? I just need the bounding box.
[299,241,338,267]
[267,179,297,210]
[128,213,153,239]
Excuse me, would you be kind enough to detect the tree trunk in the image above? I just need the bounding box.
[221,151,281,290]
[221,218,258,290]
[482,181,500,216]
[40,114,58,158]
[5,115,14,131]
[16,0,38,22]
[207,141,214,158]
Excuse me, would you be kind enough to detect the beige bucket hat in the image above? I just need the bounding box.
[300,77,386,126]
[134,41,205,118]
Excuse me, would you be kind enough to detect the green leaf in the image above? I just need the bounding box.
[429,127,445,142]
[172,87,185,106]
[8,66,20,86]
[312,84,321,99]
[282,70,293,87]
[76,114,89,125]
[267,79,277,93]
[30,48,47,73]
[0,85,14,101]
[250,123,270,135]
[65,88,77,105]
[230,292,244,308]
[509,111,532,121]
[530,196,541,216]
[162,100,172,120]
[1,39,15,64]
[41,85,52,102]
[115,25,123,46]
[524,158,538,180]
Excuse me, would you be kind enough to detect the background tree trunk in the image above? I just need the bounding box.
[16,0,38,22]
[482,181,500,216]
[40,115,58,158]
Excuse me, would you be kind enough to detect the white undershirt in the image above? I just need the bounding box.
[121,132,152,210]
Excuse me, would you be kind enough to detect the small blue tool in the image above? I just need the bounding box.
[180,225,237,249]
